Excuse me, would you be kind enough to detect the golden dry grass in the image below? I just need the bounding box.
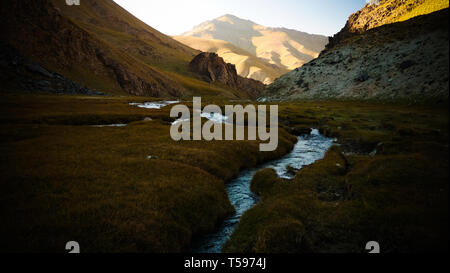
[392,0,449,22]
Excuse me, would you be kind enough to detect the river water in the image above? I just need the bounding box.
[129,100,180,109]
[191,129,334,253]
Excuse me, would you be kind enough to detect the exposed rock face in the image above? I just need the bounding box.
[262,8,449,103]
[190,53,265,99]
[190,53,239,87]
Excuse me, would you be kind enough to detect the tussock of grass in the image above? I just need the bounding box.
[250,168,280,197]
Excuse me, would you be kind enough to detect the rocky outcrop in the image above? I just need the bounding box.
[173,35,289,84]
[190,53,265,99]
[262,8,449,103]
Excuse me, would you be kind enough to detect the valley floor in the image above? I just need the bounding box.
[0,94,448,252]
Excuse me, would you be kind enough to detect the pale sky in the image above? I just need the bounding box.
[113,0,367,37]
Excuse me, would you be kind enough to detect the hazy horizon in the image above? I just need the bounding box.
[113,0,367,36]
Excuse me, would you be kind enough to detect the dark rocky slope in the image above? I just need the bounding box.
[263,7,449,103]
[1,0,259,98]
[190,53,265,99]
[0,43,104,95]
[0,0,191,97]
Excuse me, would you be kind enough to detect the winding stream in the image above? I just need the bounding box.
[191,129,334,253]
[128,101,334,252]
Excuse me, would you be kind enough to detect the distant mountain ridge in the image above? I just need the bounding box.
[178,14,328,82]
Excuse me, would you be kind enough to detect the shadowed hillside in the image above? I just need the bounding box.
[0,0,255,99]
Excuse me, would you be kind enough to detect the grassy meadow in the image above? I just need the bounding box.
[0,94,296,252]
[0,94,448,252]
